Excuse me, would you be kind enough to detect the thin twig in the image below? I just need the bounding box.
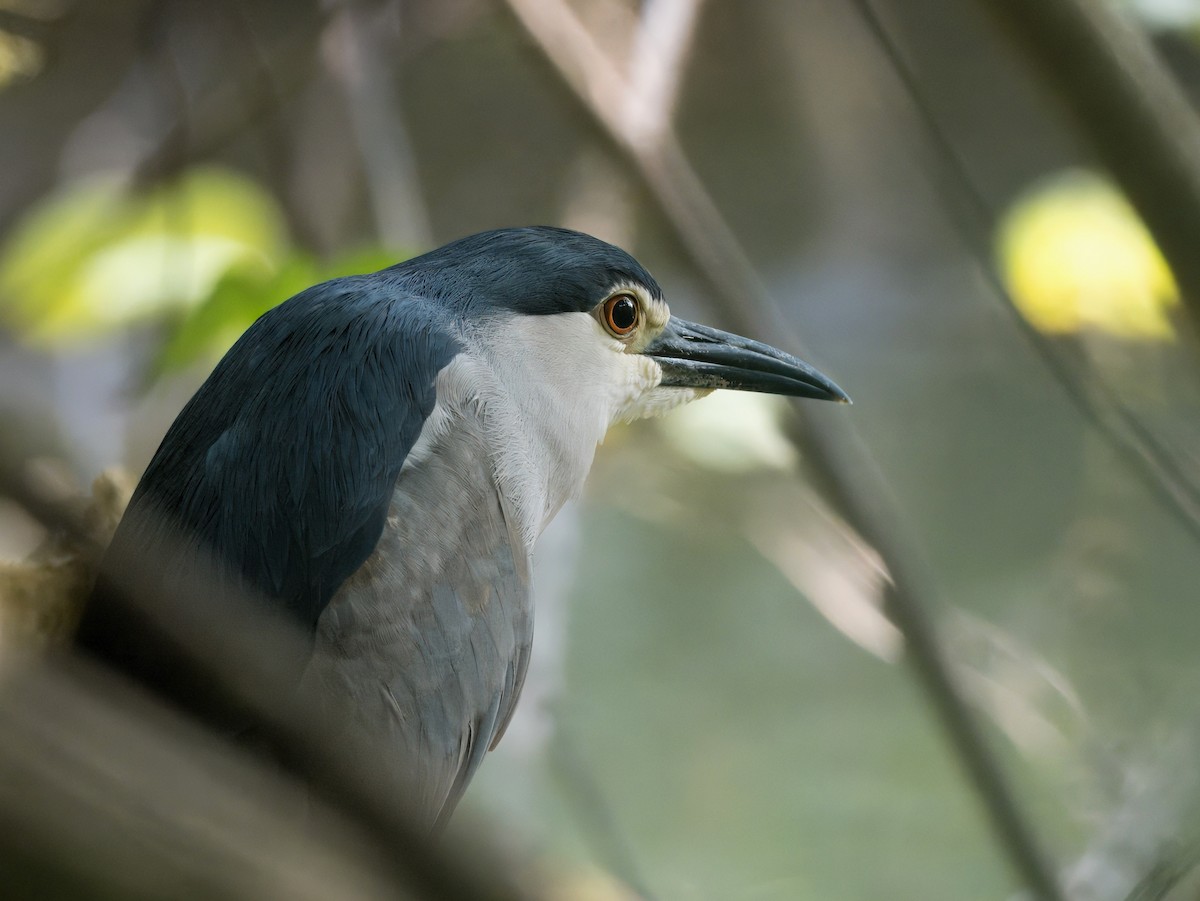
[549,728,657,901]
[133,7,330,190]
[143,3,199,326]
[325,0,433,250]
[501,1,1066,898]
[215,0,326,253]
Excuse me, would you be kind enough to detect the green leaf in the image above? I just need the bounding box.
[148,245,417,378]
[0,166,288,344]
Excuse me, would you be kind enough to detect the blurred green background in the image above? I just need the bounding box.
[4,1,1200,898]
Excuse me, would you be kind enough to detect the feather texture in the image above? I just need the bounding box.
[77,277,460,723]
[75,226,675,826]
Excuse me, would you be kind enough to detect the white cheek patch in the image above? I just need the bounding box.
[496,312,689,431]
[445,310,717,541]
[609,355,712,423]
[618,384,713,423]
[509,313,717,427]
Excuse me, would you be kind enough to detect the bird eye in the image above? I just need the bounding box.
[602,293,640,337]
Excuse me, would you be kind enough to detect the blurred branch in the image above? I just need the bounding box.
[1124,843,1200,900]
[216,0,325,252]
[143,4,198,314]
[0,439,535,901]
[134,7,329,189]
[623,0,706,152]
[972,0,1200,339]
[500,1,1066,899]
[325,0,433,250]
[850,0,1200,546]
[0,656,397,901]
[549,729,655,901]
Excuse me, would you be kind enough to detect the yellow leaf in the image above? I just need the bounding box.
[997,169,1178,340]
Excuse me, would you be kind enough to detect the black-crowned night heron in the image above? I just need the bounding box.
[77,226,848,830]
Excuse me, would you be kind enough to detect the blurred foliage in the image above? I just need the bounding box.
[0,166,286,343]
[0,31,42,88]
[152,244,406,377]
[998,169,1180,340]
[1119,0,1200,30]
[0,164,410,375]
[657,392,797,474]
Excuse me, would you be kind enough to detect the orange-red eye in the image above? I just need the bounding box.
[603,293,640,336]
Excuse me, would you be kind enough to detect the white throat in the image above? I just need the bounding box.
[406,310,705,552]
[473,312,650,539]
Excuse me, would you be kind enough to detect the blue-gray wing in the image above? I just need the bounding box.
[307,388,534,829]
[77,276,461,709]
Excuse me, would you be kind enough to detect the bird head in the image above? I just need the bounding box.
[403,226,849,433]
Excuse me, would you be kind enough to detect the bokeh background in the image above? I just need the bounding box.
[3,1,1200,899]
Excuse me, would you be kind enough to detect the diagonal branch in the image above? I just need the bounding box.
[850,0,1200,548]
[501,1,1066,898]
[623,0,707,152]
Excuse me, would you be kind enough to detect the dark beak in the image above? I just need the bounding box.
[642,318,850,403]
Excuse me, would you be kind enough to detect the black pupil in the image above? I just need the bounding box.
[611,297,637,330]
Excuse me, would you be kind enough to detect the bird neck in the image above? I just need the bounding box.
[467,321,627,547]
[405,362,599,563]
